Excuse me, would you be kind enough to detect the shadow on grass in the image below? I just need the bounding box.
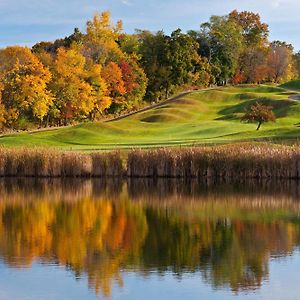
[216,97,297,121]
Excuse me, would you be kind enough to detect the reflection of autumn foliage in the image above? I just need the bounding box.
[0,179,300,297]
[0,198,148,298]
[0,202,54,267]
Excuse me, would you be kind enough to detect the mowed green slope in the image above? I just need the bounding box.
[280,78,300,90]
[0,85,299,149]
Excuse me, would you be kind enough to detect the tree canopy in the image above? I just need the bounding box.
[0,10,298,130]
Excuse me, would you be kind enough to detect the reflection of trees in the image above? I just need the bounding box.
[0,179,299,297]
[199,220,300,291]
[140,210,300,292]
[0,201,54,267]
[0,198,148,298]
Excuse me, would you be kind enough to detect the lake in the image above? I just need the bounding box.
[0,178,299,300]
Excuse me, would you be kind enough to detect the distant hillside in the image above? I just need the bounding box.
[0,85,299,149]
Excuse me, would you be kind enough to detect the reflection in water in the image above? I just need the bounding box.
[0,178,299,298]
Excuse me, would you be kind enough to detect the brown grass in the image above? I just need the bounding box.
[0,148,124,177]
[0,144,299,179]
[127,144,300,179]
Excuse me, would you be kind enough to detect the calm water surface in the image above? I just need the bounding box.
[0,179,299,300]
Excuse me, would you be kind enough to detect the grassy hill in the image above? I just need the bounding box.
[280,78,300,90]
[0,85,299,150]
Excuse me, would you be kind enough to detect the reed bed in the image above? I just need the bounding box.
[127,144,300,179]
[0,148,124,177]
[0,144,299,179]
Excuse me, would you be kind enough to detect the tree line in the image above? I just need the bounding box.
[0,10,299,129]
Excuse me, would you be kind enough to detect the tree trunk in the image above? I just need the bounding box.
[165,83,169,100]
[257,122,262,131]
[46,114,50,128]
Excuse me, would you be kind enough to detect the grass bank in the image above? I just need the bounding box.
[0,144,299,179]
[0,85,299,149]
[280,78,300,90]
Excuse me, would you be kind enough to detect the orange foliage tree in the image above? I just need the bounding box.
[242,102,276,130]
[102,62,126,112]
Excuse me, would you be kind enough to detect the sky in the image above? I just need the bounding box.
[0,0,299,51]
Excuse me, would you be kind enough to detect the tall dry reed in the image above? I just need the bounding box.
[0,148,124,177]
[127,144,300,179]
[0,144,299,179]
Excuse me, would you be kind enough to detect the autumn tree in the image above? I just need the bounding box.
[0,83,5,128]
[84,12,147,111]
[191,11,272,85]
[0,46,39,73]
[86,63,112,120]
[229,10,269,47]
[242,102,276,130]
[0,47,53,128]
[267,41,295,83]
[84,11,123,64]
[50,46,110,124]
[118,57,147,109]
[101,61,126,113]
[228,11,270,84]
[237,47,269,83]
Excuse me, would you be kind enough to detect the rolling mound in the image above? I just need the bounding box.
[141,113,186,123]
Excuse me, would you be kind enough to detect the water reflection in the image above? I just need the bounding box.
[0,178,299,298]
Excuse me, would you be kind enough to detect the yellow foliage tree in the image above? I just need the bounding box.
[50,46,112,123]
[51,47,96,123]
[1,53,53,126]
[85,11,123,64]
[0,46,37,73]
[86,63,112,119]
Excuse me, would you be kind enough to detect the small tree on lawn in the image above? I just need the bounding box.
[242,102,276,130]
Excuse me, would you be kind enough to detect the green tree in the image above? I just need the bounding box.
[167,29,199,95]
[137,29,200,100]
[293,51,300,77]
[200,16,244,85]
[136,30,171,100]
[32,28,85,55]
